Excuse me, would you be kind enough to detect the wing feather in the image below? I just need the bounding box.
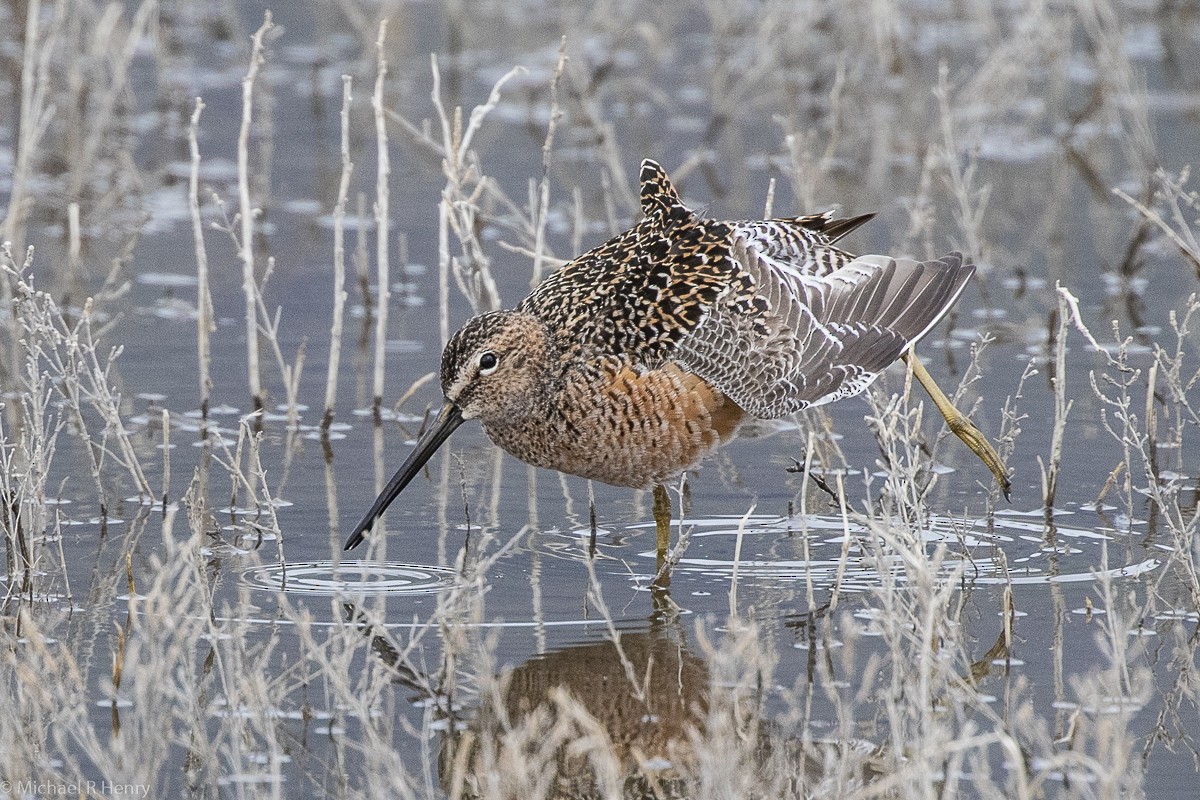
[673,231,973,419]
[523,160,973,421]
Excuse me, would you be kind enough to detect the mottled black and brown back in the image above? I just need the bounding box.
[518,188,724,368]
[520,160,972,416]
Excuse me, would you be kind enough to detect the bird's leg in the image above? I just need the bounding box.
[653,483,671,570]
[651,483,675,609]
[903,351,1012,500]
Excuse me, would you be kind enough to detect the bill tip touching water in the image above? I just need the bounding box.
[343,159,1010,552]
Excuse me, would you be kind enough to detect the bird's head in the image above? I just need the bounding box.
[440,310,554,425]
[342,310,554,550]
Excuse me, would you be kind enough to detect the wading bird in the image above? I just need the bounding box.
[344,160,1009,554]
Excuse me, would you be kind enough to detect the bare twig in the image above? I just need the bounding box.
[371,20,391,411]
[238,13,275,411]
[188,98,214,424]
[324,75,354,428]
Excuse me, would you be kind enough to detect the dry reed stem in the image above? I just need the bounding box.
[829,471,853,613]
[160,409,170,510]
[1114,168,1200,275]
[2,0,53,255]
[238,13,274,411]
[324,75,355,428]
[438,166,452,347]
[564,57,637,215]
[1040,288,1074,509]
[371,20,391,410]
[253,258,306,426]
[66,203,79,277]
[66,1,156,205]
[528,38,568,289]
[11,270,152,502]
[580,544,649,704]
[354,191,371,314]
[935,61,989,267]
[726,505,756,618]
[187,98,213,423]
[428,57,525,325]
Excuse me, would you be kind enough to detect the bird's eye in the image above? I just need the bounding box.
[478,351,499,375]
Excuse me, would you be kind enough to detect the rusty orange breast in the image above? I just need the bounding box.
[482,361,745,489]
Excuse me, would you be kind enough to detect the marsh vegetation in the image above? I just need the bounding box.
[1,0,1199,797]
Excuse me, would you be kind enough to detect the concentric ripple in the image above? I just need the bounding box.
[241,561,457,595]
[628,512,1161,591]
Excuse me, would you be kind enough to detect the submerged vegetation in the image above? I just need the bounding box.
[1,0,1199,797]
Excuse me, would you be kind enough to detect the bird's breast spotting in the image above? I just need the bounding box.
[482,361,745,488]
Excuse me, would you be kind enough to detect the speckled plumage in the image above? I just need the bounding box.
[344,159,974,549]
[442,160,972,487]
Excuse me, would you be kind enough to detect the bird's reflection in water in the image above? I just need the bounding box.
[346,604,882,798]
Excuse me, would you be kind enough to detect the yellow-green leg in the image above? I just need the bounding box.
[903,352,1012,499]
[653,483,671,570]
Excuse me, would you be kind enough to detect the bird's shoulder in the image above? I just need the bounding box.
[518,211,736,363]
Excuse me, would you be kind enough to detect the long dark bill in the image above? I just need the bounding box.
[343,402,465,551]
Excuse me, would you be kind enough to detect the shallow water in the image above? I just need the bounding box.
[4,0,1200,796]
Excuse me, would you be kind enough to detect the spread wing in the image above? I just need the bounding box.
[520,159,974,420]
[673,228,974,419]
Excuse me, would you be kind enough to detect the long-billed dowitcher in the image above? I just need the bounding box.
[344,160,1009,551]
